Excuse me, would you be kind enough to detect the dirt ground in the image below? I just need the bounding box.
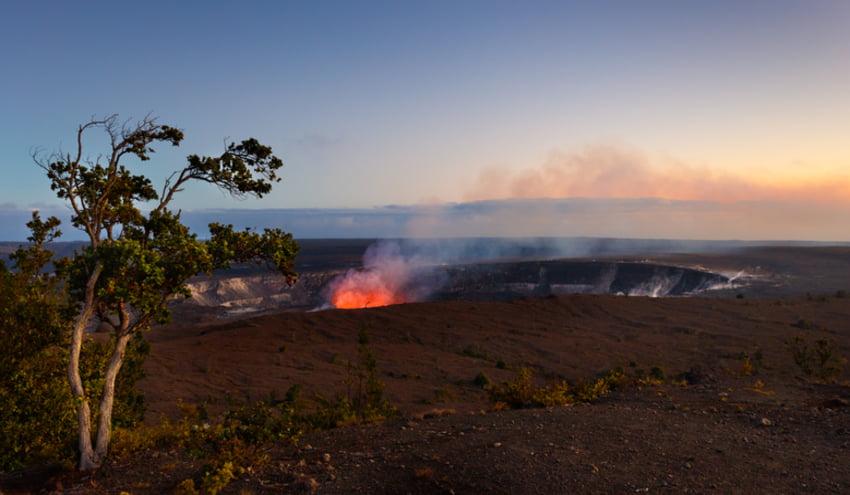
[9,246,849,494]
[53,292,847,494]
[140,294,850,419]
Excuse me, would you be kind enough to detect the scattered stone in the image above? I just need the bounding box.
[493,442,502,448]
[322,453,332,463]
[761,417,773,427]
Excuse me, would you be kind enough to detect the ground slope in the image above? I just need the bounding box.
[142,294,850,419]
[55,293,850,494]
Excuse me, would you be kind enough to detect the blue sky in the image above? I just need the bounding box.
[2,1,849,240]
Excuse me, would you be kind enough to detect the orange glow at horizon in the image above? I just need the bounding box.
[463,146,850,205]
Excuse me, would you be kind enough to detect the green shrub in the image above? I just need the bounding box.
[308,327,397,428]
[488,368,573,408]
[202,461,236,495]
[489,367,627,409]
[788,336,844,382]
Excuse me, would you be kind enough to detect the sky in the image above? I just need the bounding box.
[1,1,849,240]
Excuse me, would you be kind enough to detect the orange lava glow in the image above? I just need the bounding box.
[330,287,405,309]
[328,268,408,309]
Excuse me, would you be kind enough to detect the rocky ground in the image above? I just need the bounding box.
[56,291,850,494]
[5,246,849,494]
[64,378,850,494]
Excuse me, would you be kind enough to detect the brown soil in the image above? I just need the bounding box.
[142,294,850,419]
[52,293,849,494]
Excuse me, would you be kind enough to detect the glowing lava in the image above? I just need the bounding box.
[328,269,407,309]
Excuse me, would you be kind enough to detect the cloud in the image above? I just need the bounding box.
[3,142,850,243]
[404,198,850,241]
[1,200,848,242]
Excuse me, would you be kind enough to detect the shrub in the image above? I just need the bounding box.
[634,366,665,386]
[488,368,573,408]
[113,394,302,493]
[649,366,665,381]
[202,461,237,495]
[575,368,627,402]
[174,479,200,495]
[489,367,631,409]
[473,371,491,388]
[738,350,763,376]
[788,336,845,382]
[461,344,488,360]
[488,368,595,409]
[308,327,397,428]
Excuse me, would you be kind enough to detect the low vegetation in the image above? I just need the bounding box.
[309,328,398,428]
[787,335,845,382]
[110,328,397,494]
[738,350,764,376]
[487,367,629,409]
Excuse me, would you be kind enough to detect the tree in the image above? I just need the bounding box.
[0,213,147,472]
[34,115,298,470]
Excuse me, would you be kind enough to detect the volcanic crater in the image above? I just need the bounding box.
[179,258,731,318]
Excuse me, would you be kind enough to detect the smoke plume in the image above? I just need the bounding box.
[326,241,444,309]
[464,145,850,205]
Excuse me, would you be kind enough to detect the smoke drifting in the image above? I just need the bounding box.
[326,241,444,309]
[398,145,850,241]
[464,145,850,205]
[5,144,848,242]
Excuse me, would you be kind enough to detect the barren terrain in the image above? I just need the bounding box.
[13,246,850,493]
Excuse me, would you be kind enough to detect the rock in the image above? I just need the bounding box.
[322,453,332,463]
[760,417,773,427]
[493,442,502,448]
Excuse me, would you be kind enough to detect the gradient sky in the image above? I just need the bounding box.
[2,1,850,239]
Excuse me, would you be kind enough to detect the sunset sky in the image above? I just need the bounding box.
[1,1,849,240]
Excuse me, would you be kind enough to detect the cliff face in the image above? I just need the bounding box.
[181,271,342,313]
[177,260,731,318]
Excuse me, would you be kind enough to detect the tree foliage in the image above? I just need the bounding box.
[0,214,147,472]
[30,114,298,470]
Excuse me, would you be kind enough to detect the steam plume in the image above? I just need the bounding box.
[465,145,850,204]
[326,241,443,309]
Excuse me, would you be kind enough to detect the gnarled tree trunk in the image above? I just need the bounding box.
[68,264,102,470]
[94,320,132,460]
